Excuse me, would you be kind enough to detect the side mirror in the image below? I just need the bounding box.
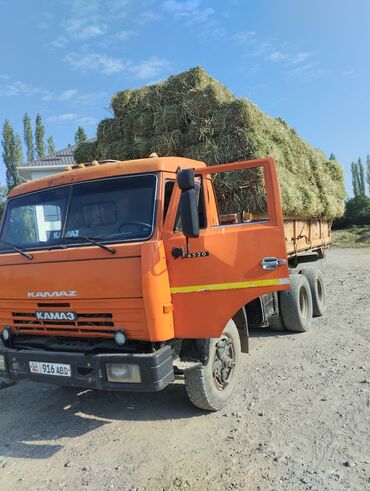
[177,169,200,238]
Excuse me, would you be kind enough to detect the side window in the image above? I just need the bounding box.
[163,180,175,222]
[212,166,269,225]
[174,176,206,231]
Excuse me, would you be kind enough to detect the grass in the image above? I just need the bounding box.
[74,67,345,219]
[332,226,370,248]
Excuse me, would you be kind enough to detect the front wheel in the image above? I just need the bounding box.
[184,320,241,411]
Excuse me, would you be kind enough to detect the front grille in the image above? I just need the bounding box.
[12,311,115,337]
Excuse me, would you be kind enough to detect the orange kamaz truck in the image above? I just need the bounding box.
[0,157,330,410]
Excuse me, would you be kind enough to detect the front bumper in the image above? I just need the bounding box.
[0,345,174,392]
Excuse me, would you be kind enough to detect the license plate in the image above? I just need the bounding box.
[29,361,71,377]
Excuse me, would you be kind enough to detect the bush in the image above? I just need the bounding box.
[333,195,370,228]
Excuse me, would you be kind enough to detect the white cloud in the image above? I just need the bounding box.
[48,113,80,122]
[77,116,97,126]
[129,57,170,80]
[268,51,289,63]
[287,52,313,65]
[67,0,101,16]
[59,89,78,100]
[116,30,136,41]
[50,35,68,49]
[0,79,51,99]
[0,80,37,97]
[234,31,320,78]
[47,113,97,126]
[162,0,214,23]
[64,52,128,74]
[64,18,107,40]
[44,89,107,104]
[138,10,162,24]
[63,51,170,79]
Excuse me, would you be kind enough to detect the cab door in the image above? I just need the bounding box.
[162,158,289,339]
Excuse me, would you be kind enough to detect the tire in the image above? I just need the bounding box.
[268,313,286,331]
[300,267,326,317]
[280,274,313,332]
[184,320,241,411]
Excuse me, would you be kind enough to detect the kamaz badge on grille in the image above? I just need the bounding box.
[35,311,77,321]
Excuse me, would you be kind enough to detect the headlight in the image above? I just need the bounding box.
[1,326,10,342]
[0,354,6,372]
[106,363,141,383]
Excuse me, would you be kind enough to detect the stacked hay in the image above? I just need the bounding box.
[75,67,345,218]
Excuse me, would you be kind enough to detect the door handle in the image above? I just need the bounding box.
[261,257,287,270]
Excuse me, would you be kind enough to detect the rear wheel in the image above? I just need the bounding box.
[280,274,313,332]
[300,267,326,317]
[184,320,241,411]
[269,313,286,331]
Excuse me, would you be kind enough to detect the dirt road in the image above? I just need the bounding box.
[0,248,369,491]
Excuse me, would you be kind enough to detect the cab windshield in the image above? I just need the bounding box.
[0,174,157,252]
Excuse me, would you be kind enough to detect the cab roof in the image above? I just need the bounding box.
[9,156,206,198]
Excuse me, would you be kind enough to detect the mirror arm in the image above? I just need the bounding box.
[185,237,190,256]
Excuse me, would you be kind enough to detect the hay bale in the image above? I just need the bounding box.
[74,140,98,163]
[75,67,345,219]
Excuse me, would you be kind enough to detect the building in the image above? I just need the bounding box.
[16,144,79,238]
[17,144,78,181]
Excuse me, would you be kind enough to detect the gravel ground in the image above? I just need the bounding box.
[0,248,369,491]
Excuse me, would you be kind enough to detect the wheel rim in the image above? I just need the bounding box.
[299,286,310,320]
[212,334,236,391]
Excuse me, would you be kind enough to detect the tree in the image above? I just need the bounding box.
[74,126,87,145]
[329,153,336,160]
[2,120,20,189]
[357,157,366,195]
[344,195,370,225]
[366,154,370,196]
[351,161,360,197]
[0,186,7,217]
[47,136,56,155]
[14,134,23,165]
[35,113,45,159]
[23,113,34,161]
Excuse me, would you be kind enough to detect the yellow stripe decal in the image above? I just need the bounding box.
[170,277,289,294]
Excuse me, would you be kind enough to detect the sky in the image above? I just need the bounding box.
[1,0,370,194]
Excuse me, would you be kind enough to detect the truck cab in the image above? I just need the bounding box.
[0,156,294,410]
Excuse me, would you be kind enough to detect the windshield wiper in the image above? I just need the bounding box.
[0,240,33,260]
[60,236,116,255]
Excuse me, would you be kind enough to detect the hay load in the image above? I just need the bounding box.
[74,67,345,218]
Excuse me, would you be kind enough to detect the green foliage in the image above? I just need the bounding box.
[351,161,361,196]
[74,126,87,145]
[75,67,345,218]
[35,113,45,159]
[329,152,336,160]
[47,136,56,155]
[2,120,21,189]
[366,154,370,195]
[357,157,366,194]
[0,186,8,218]
[334,195,370,228]
[14,134,23,165]
[345,195,370,224]
[23,113,34,161]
